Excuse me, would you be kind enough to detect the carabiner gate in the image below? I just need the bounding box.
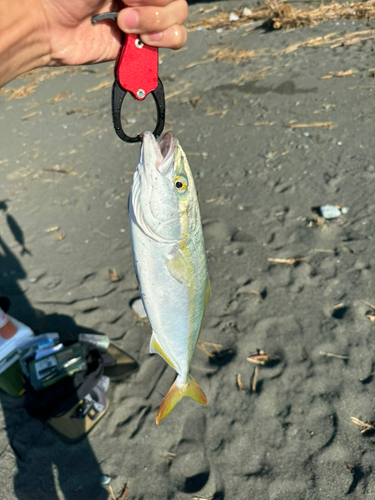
[112,79,165,143]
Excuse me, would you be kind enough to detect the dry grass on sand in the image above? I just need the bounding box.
[188,0,375,31]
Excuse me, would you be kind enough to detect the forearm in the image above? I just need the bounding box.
[0,0,50,88]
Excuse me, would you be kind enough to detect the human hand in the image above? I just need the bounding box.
[117,0,188,49]
[43,0,188,67]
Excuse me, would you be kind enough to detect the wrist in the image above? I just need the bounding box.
[0,0,51,87]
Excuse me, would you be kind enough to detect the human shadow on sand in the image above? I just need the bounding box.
[0,213,107,500]
[0,201,31,257]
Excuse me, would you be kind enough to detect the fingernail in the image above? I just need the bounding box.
[121,9,139,30]
[147,32,163,42]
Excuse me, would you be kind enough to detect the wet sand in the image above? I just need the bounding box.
[1,1,375,498]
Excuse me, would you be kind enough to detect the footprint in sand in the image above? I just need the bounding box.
[169,412,210,494]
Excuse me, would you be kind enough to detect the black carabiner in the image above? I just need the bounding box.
[92,12,118,23]
[112,79,165,143]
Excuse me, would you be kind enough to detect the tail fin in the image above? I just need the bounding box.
[156,375,207,424]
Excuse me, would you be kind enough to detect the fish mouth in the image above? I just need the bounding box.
[141,131,176,176]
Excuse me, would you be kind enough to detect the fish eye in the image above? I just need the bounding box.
[175,176,187,193]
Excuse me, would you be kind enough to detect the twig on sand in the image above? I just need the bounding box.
[362,299,375,310]
[93,228,112,239]
[108,268,123,282]
[165,452,176,464]
[197,340,223,359]
[48,90,72,103]
[251,367,259,393]
[350,417,375,434]
[205,107,228,118]
[268,257,308,265]
[86,81,112,93]
[43,166,78,175]
[245,350,281,393]
[199,340,223,350]
[265,151,277,163]
[247,349,281,365]
[343,244,357,254]
[118,484,129,500]
[22,111,38,120]
[321,69,355,79]
[166,83,192,100]
[263,242,278,251]
[181,60,213,70]
[319,351,349,360]
[196,344,215,358]
[312,248,335,254]
[108,485,116,500]
[193,5,218,14]
[255,121,276,126]
[287,121,335,129]
[361,300,375,321]
[333,303,344,310]
[236,373,246,392]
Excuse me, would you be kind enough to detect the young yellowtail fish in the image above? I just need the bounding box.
[129,131,210,424]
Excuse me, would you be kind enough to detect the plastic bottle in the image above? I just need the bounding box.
[0,307,17,340]
[78,333,110,350]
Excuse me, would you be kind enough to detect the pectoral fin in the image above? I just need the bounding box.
[165,246,191,286]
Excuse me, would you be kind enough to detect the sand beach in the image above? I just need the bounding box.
[1,1,375,498]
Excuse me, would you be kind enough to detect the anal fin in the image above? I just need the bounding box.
[150,333,176,371]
